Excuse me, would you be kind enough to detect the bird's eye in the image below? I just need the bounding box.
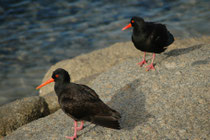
[131,20,134,23]
[55,74,59,78]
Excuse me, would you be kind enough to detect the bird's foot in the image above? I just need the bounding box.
[137,59,147,67]
[145,63,155,71]
[66,135,77,140]
[72,121,84,130]
[71,127,83,131]
[76,126,83,131]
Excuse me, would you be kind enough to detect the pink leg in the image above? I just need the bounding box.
[66,121,78,140]
[76,121,84,130]
[146,53,155,71]
[137,52,147,67]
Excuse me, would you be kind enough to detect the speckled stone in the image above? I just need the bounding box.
[4,39,210,140]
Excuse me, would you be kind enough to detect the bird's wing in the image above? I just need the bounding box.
[59,84,102,119]
[60,84,120,122]
[79,84,99,99]
[74,84,120,118]
[148,23,168,45]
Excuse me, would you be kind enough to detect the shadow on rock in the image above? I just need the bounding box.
[108,79,152,130]
[191,57,210,66]
[164,44,203,57]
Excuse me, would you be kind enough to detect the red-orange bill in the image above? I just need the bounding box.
[122,23,132,31]
[36,78,54,90]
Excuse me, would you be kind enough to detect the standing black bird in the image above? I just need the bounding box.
[122,16,174,71]
[36,68,121,140]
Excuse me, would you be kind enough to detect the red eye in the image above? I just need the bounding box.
[55,74,59,78]
[131,20,134,23]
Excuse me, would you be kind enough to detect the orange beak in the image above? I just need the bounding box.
[36,78,54,90]
[122,23,132,31]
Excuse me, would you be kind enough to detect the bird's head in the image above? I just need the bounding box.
[36,68,70,90]
[122,16,145,31]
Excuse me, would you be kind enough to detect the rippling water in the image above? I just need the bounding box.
[0,0,209,106]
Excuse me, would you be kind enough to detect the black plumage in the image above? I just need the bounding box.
[36,68,121,139]
[122,16,174,71]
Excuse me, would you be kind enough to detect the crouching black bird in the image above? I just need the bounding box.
[36,68,121,140]
[122,16,174,71]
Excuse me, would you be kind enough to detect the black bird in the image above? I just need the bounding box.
[122,16,174,71]
[36,68,121,140]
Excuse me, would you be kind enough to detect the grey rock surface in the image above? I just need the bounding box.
[0,96,50,138]
[42,92,59,114]
[38,37,210,115]
[4,38,210,140]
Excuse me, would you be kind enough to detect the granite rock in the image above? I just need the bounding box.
[4,37,210,139]
[38,37,210,115]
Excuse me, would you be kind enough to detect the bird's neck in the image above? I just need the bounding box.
[54,82,69,98]
[133,26,143,36]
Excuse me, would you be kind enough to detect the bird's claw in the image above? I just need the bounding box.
[137,59,147,67]
[76,127,83,131]
[146,63,155,71]
[71,127,83,131]
[72,123,83,130]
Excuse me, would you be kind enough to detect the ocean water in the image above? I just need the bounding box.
[0,0,209,106]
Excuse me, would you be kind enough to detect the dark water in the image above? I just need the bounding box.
[0,0,209,106]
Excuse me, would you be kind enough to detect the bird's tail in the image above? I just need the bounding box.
[91,115,121,130]
[166,31,174,46]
